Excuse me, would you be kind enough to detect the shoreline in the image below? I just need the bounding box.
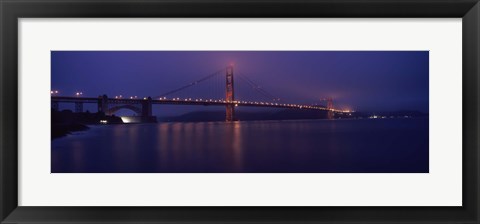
[51,123,90,139]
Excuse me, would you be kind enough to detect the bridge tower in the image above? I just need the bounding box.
[225,65,235,122]
[51,101,59,111]
[75,102,83,113]
[98,95,109,115]
[142,97,153,117]
[327,97,334,120]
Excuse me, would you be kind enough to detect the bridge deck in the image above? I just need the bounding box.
[51,96,347,113]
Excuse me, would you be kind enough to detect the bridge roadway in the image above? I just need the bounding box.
[51,96,348,113]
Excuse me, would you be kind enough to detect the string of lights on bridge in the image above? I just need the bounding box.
[50,65,357,121]
[50,90,352,113]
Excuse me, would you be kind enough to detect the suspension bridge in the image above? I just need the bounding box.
[51,66,350,122]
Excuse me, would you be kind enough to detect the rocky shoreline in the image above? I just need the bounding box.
[51,123,90,139]
[51,110,123,139]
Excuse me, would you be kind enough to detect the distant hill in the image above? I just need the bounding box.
[350,110,429,119]
[158,109,428,122]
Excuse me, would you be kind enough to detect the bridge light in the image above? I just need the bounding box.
[235,104,238,107]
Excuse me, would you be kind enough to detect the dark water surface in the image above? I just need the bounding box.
[51,118,429,173]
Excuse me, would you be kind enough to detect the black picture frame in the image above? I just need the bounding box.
[1,0,479,223]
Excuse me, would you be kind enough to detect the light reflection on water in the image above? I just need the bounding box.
[51,118,428,173]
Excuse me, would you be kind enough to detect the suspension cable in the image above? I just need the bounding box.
[237,73,280,102]
[156,68,224,98]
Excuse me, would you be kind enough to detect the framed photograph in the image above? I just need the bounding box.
[1,0,479,223]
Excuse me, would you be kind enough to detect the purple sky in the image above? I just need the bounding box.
[51,51,428,116]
